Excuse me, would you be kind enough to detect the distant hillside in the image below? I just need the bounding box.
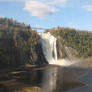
[46,27,92,58]
[0,18,46,70]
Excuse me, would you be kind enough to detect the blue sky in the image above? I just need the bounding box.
[0,0,92,32]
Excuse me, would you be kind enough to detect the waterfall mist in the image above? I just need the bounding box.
[39,32,58,92]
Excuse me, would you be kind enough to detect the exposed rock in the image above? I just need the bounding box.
[56,36,67,59]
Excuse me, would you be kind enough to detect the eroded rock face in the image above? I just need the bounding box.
[56,36,78,60]
[56,37,67,59]
[34,43,48,65]
[38,33,76,66]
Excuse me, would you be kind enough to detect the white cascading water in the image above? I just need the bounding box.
[39,32,57,64]
[39,32,75,92]
[39,32,58,92]
[39,32,74,66]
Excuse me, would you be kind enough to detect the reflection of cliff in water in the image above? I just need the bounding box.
[0,65,87,92]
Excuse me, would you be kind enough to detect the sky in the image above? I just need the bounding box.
[0,0,92,32]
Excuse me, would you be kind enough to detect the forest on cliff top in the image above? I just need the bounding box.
[47,27,92,58]
[0,18,46,70]
[0,18,92,70]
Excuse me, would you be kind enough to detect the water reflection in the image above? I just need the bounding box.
[0,65,88,92]
[42,66,58,92]
[41,65,86,92]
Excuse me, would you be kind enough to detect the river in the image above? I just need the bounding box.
[0,64,91,92]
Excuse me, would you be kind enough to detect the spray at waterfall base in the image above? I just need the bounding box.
[39,32,75,66]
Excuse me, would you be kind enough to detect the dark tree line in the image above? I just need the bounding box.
[0,18,40,69]
[47,27,92,58]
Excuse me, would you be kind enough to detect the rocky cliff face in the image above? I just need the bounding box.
[0,18,47,70]
[38,32,78,65]
[56,36,78,60]
[1,18,92,69]
[56,36,66,59]
[47,27,92,60]
[31,41,48,65]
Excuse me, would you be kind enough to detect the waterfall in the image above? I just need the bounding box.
[39,32,74,66]
[39,32,75,92]
[39,32,57,64]
[39,32,58,92]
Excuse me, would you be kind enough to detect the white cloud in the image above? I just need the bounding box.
[0,0,70,18]
[24,0,70,18]
[48,0,70,5]
[82,5,92,12]
[24,0,57,18]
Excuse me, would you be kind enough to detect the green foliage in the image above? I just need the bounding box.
[48,27,92,58]
[0,18,39,69]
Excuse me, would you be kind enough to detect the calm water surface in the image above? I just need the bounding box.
[0,65,91,92]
